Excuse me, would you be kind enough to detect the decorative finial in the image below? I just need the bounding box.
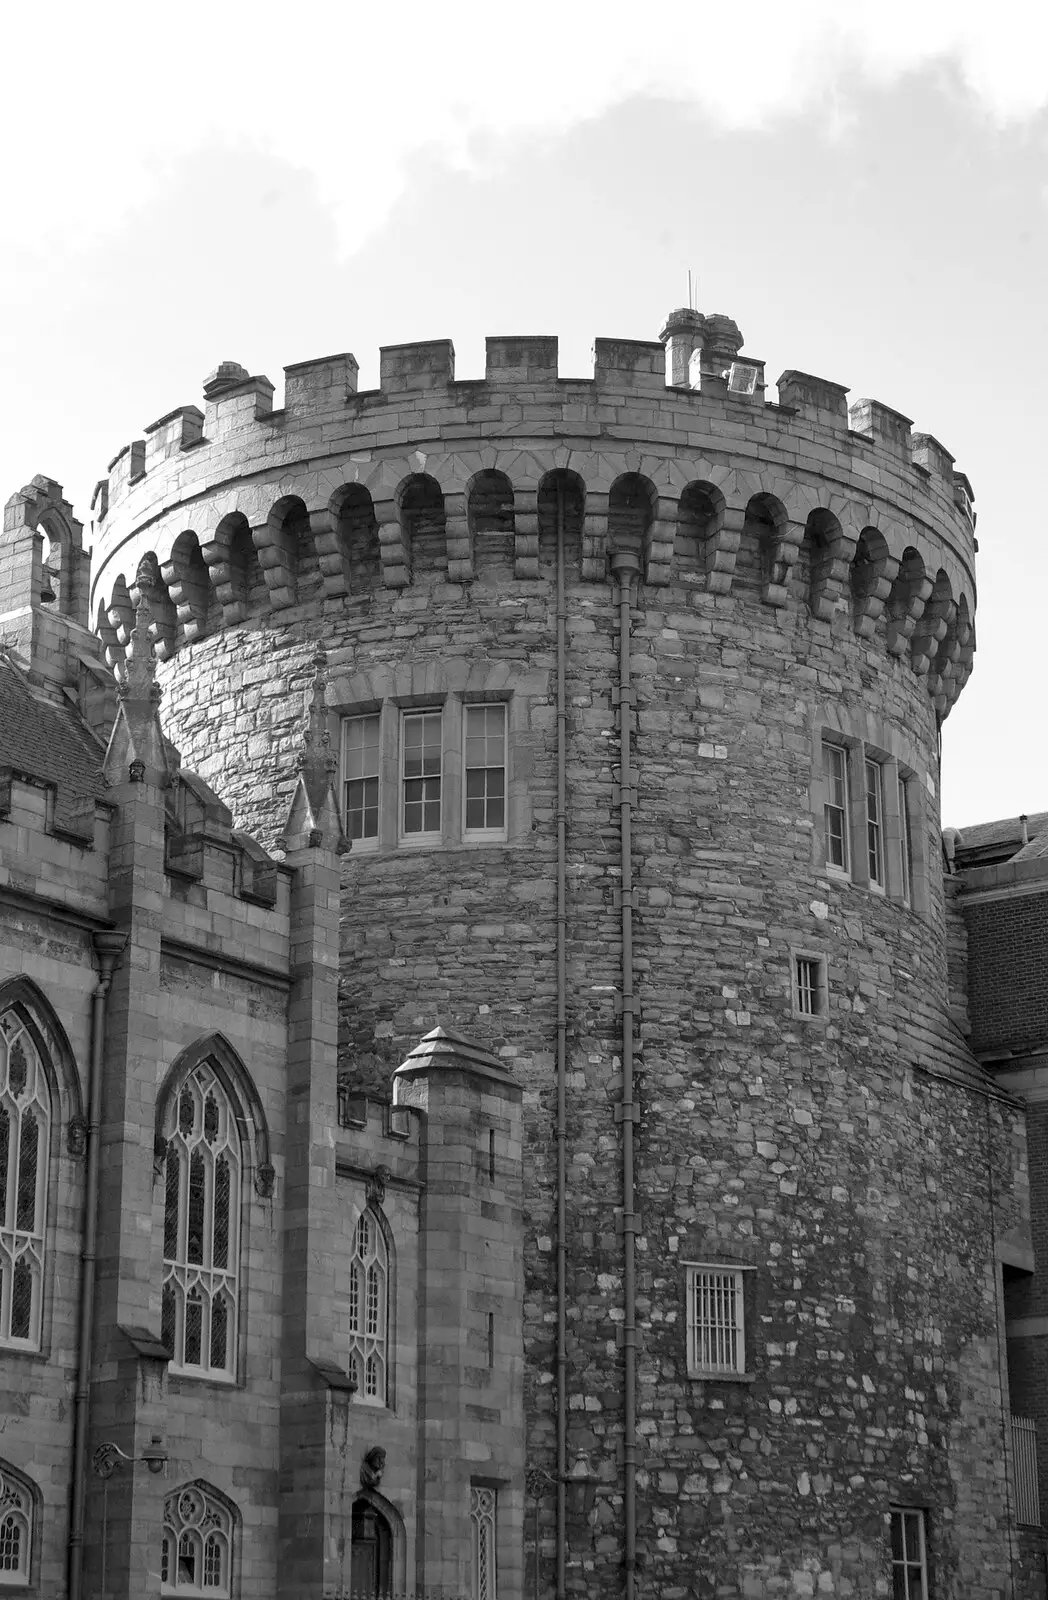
[117,597,161,708]
[297,650,336,779]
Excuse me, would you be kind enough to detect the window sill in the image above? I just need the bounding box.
[167,1367,239,1389]
[687,1370,757,1384]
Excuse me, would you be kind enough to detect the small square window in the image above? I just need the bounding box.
[792,953,828,1019]
[890,1507,928,1600]
[686,1265,747,1377]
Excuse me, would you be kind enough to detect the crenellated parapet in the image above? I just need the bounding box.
[88,310,977,717]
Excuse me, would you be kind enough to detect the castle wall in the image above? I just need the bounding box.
[81,321,1030,1598]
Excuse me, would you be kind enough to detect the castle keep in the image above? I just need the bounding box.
[0,307,1043,1600]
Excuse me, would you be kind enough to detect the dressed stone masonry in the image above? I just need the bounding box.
[0,301,1039,1600]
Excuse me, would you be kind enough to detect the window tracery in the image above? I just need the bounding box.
[347,1210,388,1404]
[0,1009,50,1349]
[161,1063,240,1379]
[161,1483,232,1595]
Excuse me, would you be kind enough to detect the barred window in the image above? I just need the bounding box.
[686,1265,747,1377]
[464,705,506,835]
[0,1467,32,1585]
[161,1065,241,1380]
[161,1483,233,1596]
[343,714,380,847]
[0,1009,50,1350]
[347,1211,388,1405]
[401,711,442,838]
[823,742,849,871]
[890,1507,928,1600]
[470,1485,497,1600]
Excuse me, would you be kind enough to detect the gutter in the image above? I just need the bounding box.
[68,931,125,1600]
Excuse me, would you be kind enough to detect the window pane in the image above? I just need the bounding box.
[823,744,849,870]
[164,1148,180,1260]
[0,1108,8,1228]
[465,706,506,832]
[187,1151,206,1265]
[185,1291,203,1366]
[344,716,380,840]
[213,1157,231,1270]
[866,760,883,884]
[15,1114,38,1231]
[10,1257,33,1341]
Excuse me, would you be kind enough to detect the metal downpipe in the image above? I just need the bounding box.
[555,480,569,1599]
[68,932,124,1600]
[610,550,640,1600]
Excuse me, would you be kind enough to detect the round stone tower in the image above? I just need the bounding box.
[90,313,1018,1599]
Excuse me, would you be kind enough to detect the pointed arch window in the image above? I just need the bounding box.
[161,1064,241,1380]
[161,1483,233,1595]
[0,1467,33,1585]
[0,1009,51,1350]
[347,1210,388,1404]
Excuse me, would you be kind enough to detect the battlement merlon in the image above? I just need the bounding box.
[91,318,974,549]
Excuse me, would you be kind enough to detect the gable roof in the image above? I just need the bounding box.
[0,652,107,836]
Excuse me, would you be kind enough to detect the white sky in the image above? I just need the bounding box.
[2,0,1046,828]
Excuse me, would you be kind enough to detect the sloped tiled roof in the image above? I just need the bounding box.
[953,810,1048,867]
[0,652,107,835]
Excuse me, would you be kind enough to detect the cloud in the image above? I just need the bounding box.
[5,0,1047,258]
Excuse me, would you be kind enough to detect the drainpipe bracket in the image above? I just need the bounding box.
[614,1102,640,1125]
[613,992,641,1021]
[615,1324,644,1351]
[615,1208,641,1235]
[611,685,636,708]
[612,887,639,911]
[612,783,639,809]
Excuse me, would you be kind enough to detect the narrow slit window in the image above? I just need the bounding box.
[346,1210,388,1406]
[401,710,442,838]
[343,714,381,846]
[865,759,884,887]
[464,705,506,835]
[470,1485,498,1600]
[898,775,912,906]
[823,742,849,870]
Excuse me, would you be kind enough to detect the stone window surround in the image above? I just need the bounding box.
[161,1480,237,1598]
[335,670,533,854]
[683,1262,755,1382]
[0,980,80,1368]
[154,1037,274,1393]
[810,706,930,919]
[790,949,829,1022]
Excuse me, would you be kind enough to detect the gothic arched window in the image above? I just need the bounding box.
[347,1210,388,1404]
[161,1482,233,1595]
[161,1064,241,1379]
[0,1009,51,1350]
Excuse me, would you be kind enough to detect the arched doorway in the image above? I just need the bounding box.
[350,1498,393,1597]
